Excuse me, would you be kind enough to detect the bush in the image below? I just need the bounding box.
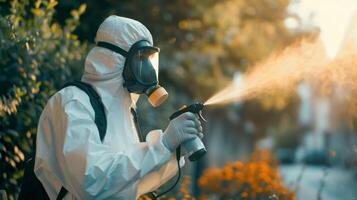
[198,149,295,200]
[0,0,87,198]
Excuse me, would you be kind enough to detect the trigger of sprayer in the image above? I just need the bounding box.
[169,102,205,121]
[198,110,206,122]
[192,102,206,122]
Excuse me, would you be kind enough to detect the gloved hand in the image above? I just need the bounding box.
[162,112,203,152]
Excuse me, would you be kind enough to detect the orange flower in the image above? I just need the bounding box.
[198,149,296,200]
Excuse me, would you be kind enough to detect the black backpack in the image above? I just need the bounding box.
[18,81,107,200]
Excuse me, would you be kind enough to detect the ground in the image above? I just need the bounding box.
[280,164,357,200]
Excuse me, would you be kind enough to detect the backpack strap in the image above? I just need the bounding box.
[56,81,107,199]
[61,80,107,142]
[130,108,145,142]
[56,187,68,200]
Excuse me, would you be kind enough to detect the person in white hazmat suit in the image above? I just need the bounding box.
[34,15,203,199]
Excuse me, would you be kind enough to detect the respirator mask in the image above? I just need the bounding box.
[97,40,168,107]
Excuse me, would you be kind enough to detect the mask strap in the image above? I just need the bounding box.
[97,41,129,57]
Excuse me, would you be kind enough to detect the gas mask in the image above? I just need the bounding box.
[97,40,168,107]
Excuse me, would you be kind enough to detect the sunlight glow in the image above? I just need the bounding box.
[289,0,357,58]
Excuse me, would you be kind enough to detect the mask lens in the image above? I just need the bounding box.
[149,52,159,79]
[131,49,159,85]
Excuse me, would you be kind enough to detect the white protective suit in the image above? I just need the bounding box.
[34,15,184,200]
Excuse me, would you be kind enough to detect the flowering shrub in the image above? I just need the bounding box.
[0,0,87,198]
[198,150,295,200]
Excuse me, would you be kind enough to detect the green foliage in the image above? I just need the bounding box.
[0,0,87,197]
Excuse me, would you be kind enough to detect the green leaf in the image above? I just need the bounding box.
[31,8,45,17]
[5,129,19,137]
[46,1,58,10]
[78,4,87,14]
[34,0,42,9]
[70,10,79,18]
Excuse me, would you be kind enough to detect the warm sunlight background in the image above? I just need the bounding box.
[206,0,357,108]
[288,0,357,58]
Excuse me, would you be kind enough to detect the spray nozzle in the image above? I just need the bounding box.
[169,102,206,122]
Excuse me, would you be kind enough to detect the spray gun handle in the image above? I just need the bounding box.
[169,102,207,162]
[169,102,206,121]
